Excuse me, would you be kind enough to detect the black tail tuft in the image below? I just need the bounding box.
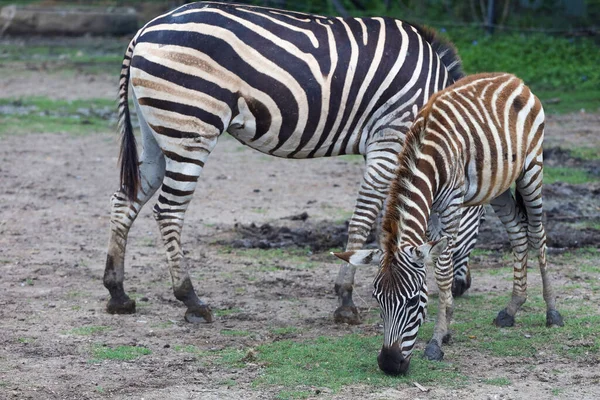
[117,39,139,203]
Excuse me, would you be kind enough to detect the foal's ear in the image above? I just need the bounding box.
[331,249,381,266]
[415,237,449,264]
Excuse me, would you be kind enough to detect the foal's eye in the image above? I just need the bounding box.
[406,295,420,308]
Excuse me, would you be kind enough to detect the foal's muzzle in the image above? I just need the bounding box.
[378,344,410,375]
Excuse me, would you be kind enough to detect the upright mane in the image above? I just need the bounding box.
[405,22,464,84]
[381,115,429,266]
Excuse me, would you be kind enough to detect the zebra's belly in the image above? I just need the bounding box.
[226,95,363,158]
[463,154,525,206]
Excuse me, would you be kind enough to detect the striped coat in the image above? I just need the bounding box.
[104,1,484,325]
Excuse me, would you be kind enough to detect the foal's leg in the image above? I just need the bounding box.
[424,198,463,361]
[516,152,563,327]
[152,133,219,323]
[490,190,529,327]
[334,139,402,324]
[104,100,165,314]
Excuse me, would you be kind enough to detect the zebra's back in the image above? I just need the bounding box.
[129,1,459,159]
[418,72,545,205]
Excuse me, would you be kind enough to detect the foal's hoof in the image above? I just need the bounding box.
[185,304,213,323]
[106,296,136,314]
[423,340,444,361]
[546,310,564,327]
[493,309,515,327]
[333,305,361,325]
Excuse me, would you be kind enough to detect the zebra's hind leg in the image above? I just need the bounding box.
[451,206,485,297]
[516,154,563,328]
[153,135,219,323]
[334,144,399,325]
[104,107,166,314]
[490,190,529,327]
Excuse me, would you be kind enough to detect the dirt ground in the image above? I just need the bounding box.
[1,60,600,399]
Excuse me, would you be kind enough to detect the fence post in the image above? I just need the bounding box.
[487,0,496,34]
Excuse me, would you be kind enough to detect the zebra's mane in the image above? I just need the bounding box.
[405,22,465,84]
[381,115,428,270]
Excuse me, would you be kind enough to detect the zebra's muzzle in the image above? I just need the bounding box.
[377,343,410,376]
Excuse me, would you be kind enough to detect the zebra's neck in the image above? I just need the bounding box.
[382,123,438,255]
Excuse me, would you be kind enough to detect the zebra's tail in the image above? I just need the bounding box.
[117,37,139,203]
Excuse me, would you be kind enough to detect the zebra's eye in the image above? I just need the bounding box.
[406,295,420,308]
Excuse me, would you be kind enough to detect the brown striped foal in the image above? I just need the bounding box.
[335,72,563,375]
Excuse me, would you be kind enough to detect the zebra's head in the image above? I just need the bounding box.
[333,237,447,375]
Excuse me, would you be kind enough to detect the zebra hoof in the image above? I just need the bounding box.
[333,305,361,325]
[106,296,136,315]
[423,339,444,361]
[185,304,213,323]
[452,276,471,297]
[546,310,564,327]
[493,309,514,327]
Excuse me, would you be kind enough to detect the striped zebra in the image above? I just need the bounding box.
[103,1,484,324]
[334,72,564,375]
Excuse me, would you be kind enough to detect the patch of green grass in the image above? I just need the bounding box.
[0,97,115,135]
[450,31,600,92]
[470,248,495,257]
[68,326,111,336]
[483,377,511,386]
[537,90,600,115]
[91,345,151,362]
[270,327,301,336]
[214,307,242,317]
[543,167,598,185]
[219,246,317,270]
[569,147,600,161]
[219,334,466,392]
[451,293,600,359]
[17,337,34,344]
[570,220,600,232]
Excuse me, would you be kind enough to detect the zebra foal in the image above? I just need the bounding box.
[335,72,564,375]
[103,1,484,324]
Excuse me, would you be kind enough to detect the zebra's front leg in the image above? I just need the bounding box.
[104,135,166,314]
[334,148,397,324]
[153,136,218,323]
[424,201,462,361]
[423,242,458,360]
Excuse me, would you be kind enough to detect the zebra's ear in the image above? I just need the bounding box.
[331,249,381,266]
[415,237,449,264]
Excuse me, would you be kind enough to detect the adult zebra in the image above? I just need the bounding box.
[334,72,564,375]
[103,1,484,324]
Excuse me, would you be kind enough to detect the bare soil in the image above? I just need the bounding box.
[1,54,600,400]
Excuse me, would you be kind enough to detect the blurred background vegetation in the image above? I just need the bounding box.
[0,0,598,113]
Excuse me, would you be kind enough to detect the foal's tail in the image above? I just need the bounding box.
[117,37,139,203]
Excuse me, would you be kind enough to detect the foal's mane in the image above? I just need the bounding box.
[381,115,429,269]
